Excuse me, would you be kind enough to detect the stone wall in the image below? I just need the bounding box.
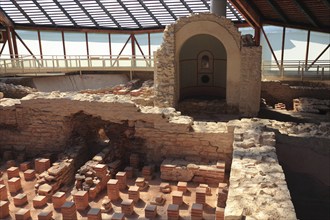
[154,13,261,116]
[226,119,297,220]
[261,81,330,109]
[0,92,233,166]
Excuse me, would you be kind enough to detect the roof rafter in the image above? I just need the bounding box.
[116,0,142,29]
[31,0,56,26]
[227,3,243,22]
[94,0,121,29]
[265,0,290,23]
[0,8,14,27]
[11,1,35,24]
[159,0,177,20]
[228,0,261,27]
[72,0,99,27]
[291,0,320,27]
[201,0,210,10]
[53,0,77,26]
[137,0,162,26]
[180,0,193,14]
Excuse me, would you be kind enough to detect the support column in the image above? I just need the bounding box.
[210,0,227,17]
[5,27,14,59]
[11,28,18,58]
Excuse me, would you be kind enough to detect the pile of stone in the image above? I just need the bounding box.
[0,82,37,99]
[34,145,87,196]
[293,97,330,114]
[160,158,225,185]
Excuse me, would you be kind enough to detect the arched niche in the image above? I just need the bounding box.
[179,34,227,100]
[175,20,241,107]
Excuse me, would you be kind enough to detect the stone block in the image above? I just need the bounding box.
[8,177,22,193]
[0,184,8,200]
[13,193,28,207]
[61,201,77,220]
[116,172,127,190]
[38,209,53,220]
[215,207,224,220]
[15,208,31,220]
[111,212,125,220]
[52,191,66,209]
[145,204,157,219]
[35,158,51,174]
[195,187,206,205]
[7,166,20,179]
[167,204,179,220]
[124,166,134,179]
[87,208,102,220]
[177,181,187,193]
[33,195,47,208]
[73,190,89,211]
[93,164,107,179]
[121,199,134,216]
[23,169,36,181]
[0,201,9,219]
[172,191,183,205]
[20,161,32,172]
[128,186,140,202]
[107,179,120,201]
[191,203,203,220]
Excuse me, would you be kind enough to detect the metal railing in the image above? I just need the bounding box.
[0,55,155,76]
[262,60,330,81]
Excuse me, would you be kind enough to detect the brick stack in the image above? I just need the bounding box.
[150,194,166,206]
[111,213,125,220]
[195,187,206,205]
[52,191,66,209]
[15,208,31,220]
[33,195,47,208]
[23,169,36,181]
[61,201,77,220]
[145,204,157,219]
[108,160,121,174]
[35,158,51,174]
[135,177,147,190]
[0,201,9,219]
[13,193,28,206]
[7,166,20,179]
[74,190,89,211]
[0,184,8,200]
[87,208,102,220]
[107,179,120,201]
[128,186,140,202]
[167,204,179,220]
[124,166,134,179]
[130,153,140,168]
[215,207,225,220]
[160,182,171,193]
[8,177,22,193]
[93,164,107,179]
[194,166,225,185]
[116,172,127,190]
[217,187,228,208]
[191,203,203,220]
[177,181,187,193]
[19,161,32,172]
[121,199,134,216]
[198,184,211,195]
[172,191,183,205]
[142,165,154,180]
[38,209,53,220]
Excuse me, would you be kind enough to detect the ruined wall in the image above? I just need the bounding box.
[239,46,262,116]
[154,13,261,116]
[0,92,233,166]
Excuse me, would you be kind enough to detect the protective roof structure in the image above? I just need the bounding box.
[0,0,245,30]
[0,0,329,33]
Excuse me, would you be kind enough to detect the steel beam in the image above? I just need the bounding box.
[117,0,142,29]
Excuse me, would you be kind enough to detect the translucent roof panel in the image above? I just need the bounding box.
[0,0,245,30]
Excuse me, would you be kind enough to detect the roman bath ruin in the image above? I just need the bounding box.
[1,1,330,220]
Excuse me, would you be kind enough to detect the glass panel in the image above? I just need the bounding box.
[16,30,40,58]
[40,31,64,57]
